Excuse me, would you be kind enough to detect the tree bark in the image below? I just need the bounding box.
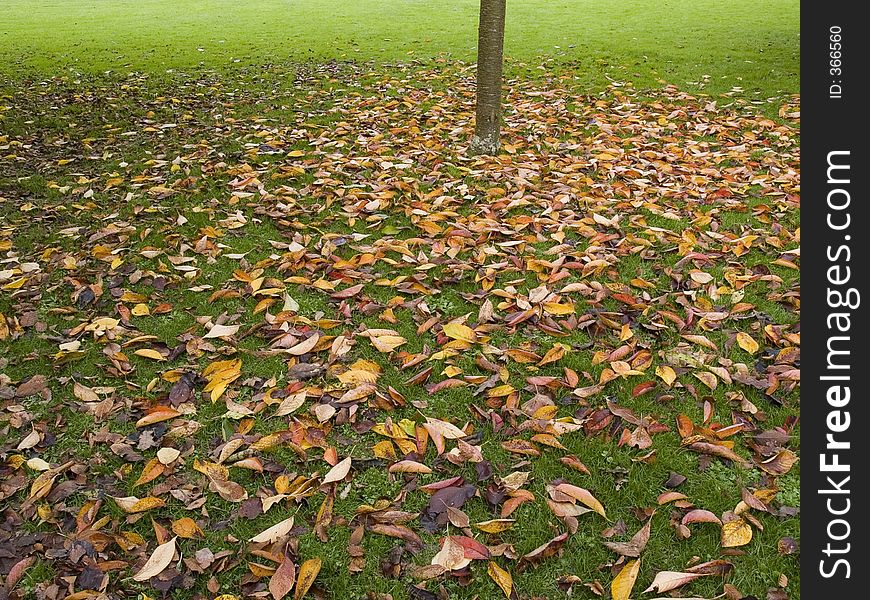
[469,0,506,156]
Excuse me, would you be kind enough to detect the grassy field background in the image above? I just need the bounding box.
[2,0,799,96]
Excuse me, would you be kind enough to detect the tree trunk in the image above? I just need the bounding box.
[469,0,506,156]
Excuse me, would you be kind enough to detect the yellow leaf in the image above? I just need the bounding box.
[113,496,166,513]
[542,301,575,315]
[487,561,513,597]
[442,322,477,343]
[133,458,166,487]
[611,559,641,600]
[131,303,150,316]
[372,440,396,460]
[293,557,322,600]
[736,332,760,354]
[2,277,27,290]
[134,348,166,361]
[538,343,568,366]
[476,519,516,534]
[171,517,204,539]
[721,517,753,547]
[655,365,677,386]
[487,384,516,398]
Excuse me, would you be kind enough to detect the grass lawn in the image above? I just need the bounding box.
[0,2,799,600]
[1,0,799,98]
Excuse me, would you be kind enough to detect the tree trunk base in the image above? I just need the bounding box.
[469,132,500,156]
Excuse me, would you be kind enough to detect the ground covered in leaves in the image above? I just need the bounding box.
[0,63,799,600]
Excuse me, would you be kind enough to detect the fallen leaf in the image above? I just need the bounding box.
[611,559,641,600]
[488,561,513,598]
[643,571,710,594]
[269,556,296,600]
[294,557,321,600]
[250,516,295,544]
[132,536,177,581]
[322,456,352,485]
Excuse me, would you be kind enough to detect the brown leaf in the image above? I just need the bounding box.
[603,516,652,557]
[519,532,569,567]
[270,557,296,600]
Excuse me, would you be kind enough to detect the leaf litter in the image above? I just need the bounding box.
[0,62,799,598]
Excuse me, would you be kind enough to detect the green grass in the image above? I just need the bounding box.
[1,0,799,97]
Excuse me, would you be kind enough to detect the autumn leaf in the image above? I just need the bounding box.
[736,332,760,354]
[603,516,652,557]
[171,517,204,539]
[132,536,177,581]
[488,561,514,597]
[0,50,801,599]
[203,323,241,339]
[476,519,516,534]
[133,458,166,487]
[113,496,166,513]
[643,570,710,594]
[442,322,477,343]
[682,509,722,527]
[388,460,432,474]
[250,516,295,544]
[269,556,296,600]
[553,483,607,518]
[611,559,640,600]
[294,557,322,600]
[322,456,352,485]
[286,333,320,356]
[431,536,471,571]
[721,517,753,547]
